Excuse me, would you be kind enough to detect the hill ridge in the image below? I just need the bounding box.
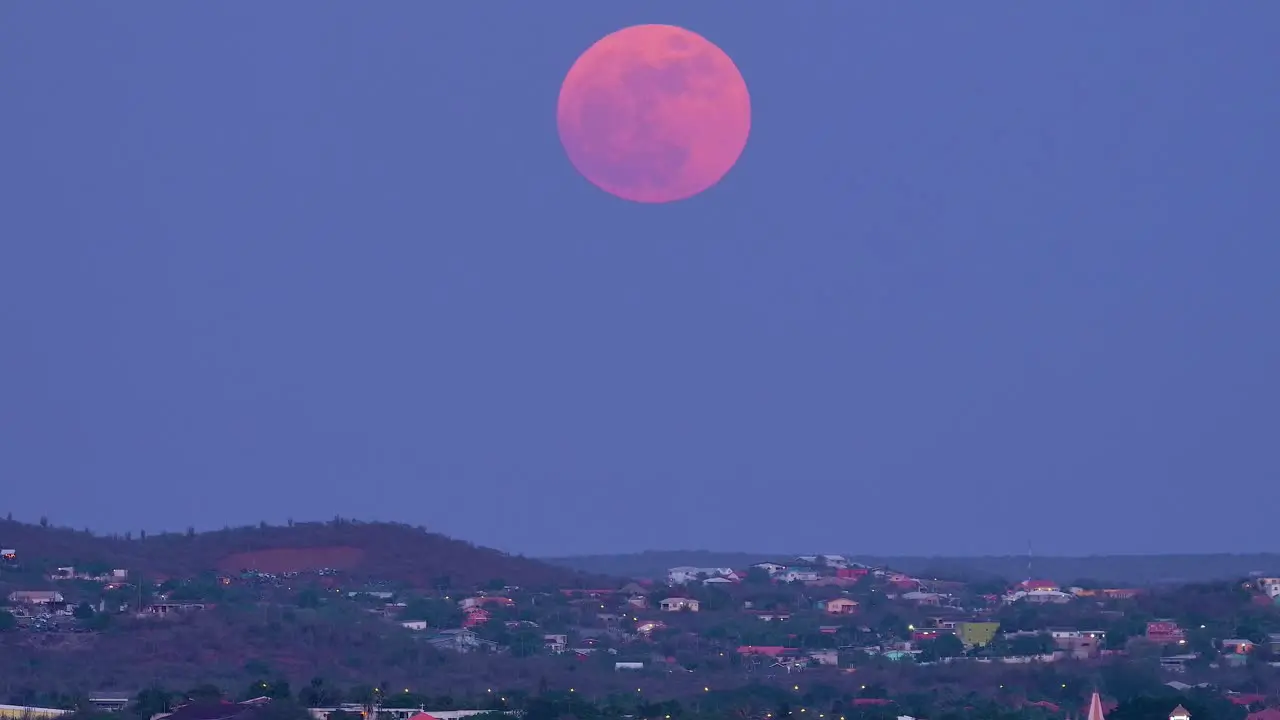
[0,516,604,589]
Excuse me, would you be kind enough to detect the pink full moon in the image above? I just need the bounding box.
[556,24,752,204]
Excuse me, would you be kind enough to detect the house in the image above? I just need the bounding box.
[1159,654,1198,672]
[836,567,869,580]
[401,621,429,631]
[659,597,700,612]
[900,591,943,605]
[626,595,648,609]
[619,582,648,595]
[7,590,64,605]
[752,611,791,621]
[462,608,491,627]
[143,603,206,616]
[808,649,839,666]
[0,706,70,720]
[806,576,861,588]
[666,567,733,585]
[544,634,567,653]
[153,698,273,720]
[635,620,665,635]
[614,661,644,670]
[1255,578,1280,598]
[1052,629,1105,658]
[425,629,486,653]
[1146,620,1185,643]
[1004,589,1072,604]
[1169,705,1191,720]
[796,555,850,569]
[824,598,859,614]
[347,591,394,600]
[86,694,132,713]
[0,548,16,563]
[737,646,794,658]
[1223,638,1255,653]
[1021,579,1061,592]
[781,568,819,583]
[751,562,787,575]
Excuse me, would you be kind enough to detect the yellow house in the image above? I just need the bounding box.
[956,621,1000,648]
[0,705,71,720]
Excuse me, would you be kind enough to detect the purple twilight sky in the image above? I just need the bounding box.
[1,2,1277,556]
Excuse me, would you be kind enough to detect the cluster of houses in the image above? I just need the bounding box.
[1,555,211,623]
[666,556,1148,609]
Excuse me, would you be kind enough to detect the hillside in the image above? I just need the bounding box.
[545,549,1280,585]
[0,517,602,589]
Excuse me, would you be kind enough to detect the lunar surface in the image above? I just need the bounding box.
[557,24,752,203]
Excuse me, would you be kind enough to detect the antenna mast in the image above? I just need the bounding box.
[1026,539,1033,582]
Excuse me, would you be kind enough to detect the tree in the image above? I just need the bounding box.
[187,685,223,703]
[132,688,174,718]
[919,633,965,661]
[299,678,342,708]
[1008,633,1056,656]
[0,610,16,631]
[509,629,544,658]
[73,602,95,620]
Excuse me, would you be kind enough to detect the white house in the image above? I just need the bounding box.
[7,590,64,605]
[1004,589,1073,604]
[782,568,820,583]
[659,597,700,612]
[751,562,787,575]
[544,634,568,653]
[1256,578,1280,598]
[666,566,734,585]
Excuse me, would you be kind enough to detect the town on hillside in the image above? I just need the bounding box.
[7,528,1280,720]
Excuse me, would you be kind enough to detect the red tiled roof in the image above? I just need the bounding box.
[407,713,441,720]
[1247,709,1280,720]
[736,646,793,657]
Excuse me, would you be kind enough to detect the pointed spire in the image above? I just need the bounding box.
[1169,705,1191,720]
[1087,691,1106,720]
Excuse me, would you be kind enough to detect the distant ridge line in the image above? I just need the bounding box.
[543,550,1280,585]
